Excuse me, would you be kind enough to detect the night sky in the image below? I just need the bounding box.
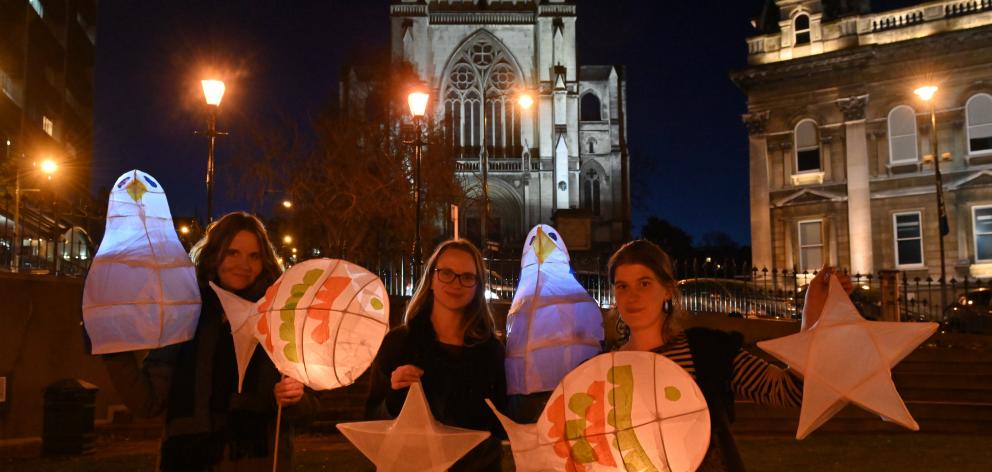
[93,0,769,245]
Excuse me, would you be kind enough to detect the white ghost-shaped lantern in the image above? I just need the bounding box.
[83,170,201,354]
[489,351,711,471]
[505,224,604,395]
[211,258,390,391]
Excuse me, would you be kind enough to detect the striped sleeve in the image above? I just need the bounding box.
[730,349,803,407]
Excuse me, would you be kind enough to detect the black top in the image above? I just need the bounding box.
[365,312,507,471]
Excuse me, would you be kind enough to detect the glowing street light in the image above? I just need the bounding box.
[179,225,190,235]
[199,79,228,223]
[407,86,430,279]
[517,93,533,110]
[282,199,293,209]
[915,84,949,317]
[40,159,58,176]
[283,235,293,244]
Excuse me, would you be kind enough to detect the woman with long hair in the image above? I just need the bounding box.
[103,212,317,471]
[609,239,848,471]
[366,239,507,471]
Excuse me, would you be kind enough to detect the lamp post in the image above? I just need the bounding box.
[480,92,533,260]
[200,79,226,224]
[407,89,430,278]
[9,147,57,273]
[914,85,949,318]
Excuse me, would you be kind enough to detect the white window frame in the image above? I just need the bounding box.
[794,13,811,45]
[42,116,53,136]
[798,219,824,272]
[893,211,925,269]
[794,119,820,174]
[973,205,992,263]
[966,93,992,157]
[887,105,919,164]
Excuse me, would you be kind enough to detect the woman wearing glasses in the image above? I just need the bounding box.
[365,239,507,471]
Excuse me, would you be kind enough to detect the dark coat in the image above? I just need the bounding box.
[365,312,507,472]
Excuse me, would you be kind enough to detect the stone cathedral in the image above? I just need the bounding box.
[389,0,630,258]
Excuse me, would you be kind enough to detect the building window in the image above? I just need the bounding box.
[966,93,992,155]
[581,93,601,121]
[888,105,918,163]
[586,137,597,154]
[794,14,811,45]
[582,168,601,215]
[973,206,992,262]
[442,35,523,159]
[893,212,923,267]
[798,220,823,272]
[42,116,53,136]
[794,119,820,172]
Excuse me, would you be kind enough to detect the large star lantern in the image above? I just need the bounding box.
[337,382,491,471]
[757,277,937,439]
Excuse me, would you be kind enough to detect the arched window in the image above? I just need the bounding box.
[586,137,597,154]
[442,35,524,159]
[967,93,992,154]
[581,93,602,121]
[794,14,811,45]
[582,168,601,215]
[888,105,918,163]
[795,119,820,172]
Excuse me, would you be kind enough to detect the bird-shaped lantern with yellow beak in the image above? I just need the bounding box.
[505,224,605,395]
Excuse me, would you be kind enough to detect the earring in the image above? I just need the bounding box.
[662,299,673,315]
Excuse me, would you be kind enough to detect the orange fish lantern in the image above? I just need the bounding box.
[212,258,390,391]
[489,351,710,472]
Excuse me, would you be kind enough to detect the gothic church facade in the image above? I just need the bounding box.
[390,0,630,257]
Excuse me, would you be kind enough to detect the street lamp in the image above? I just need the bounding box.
[914,84,950,318]
[282,199,293,209]
[407,88,430,278]
[200,79,226,223]
[10,150,58,272]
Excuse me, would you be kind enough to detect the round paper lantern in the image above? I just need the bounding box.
[491,351,710,472]
[253,258,390,390]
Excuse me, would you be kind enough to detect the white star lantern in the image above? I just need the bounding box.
[757,277,937,439]
[337,382,491,472]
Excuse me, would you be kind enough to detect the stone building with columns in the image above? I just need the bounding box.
[388,0,630,258]
[733,0,992,282]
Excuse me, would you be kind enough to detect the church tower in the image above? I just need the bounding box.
[389,0,629,259]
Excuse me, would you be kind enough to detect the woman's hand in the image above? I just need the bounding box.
[801,266,854,331]
[274,377,305,406]
[390,364,424,390]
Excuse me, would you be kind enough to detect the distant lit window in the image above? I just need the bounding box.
[794,119,820,172]
[794,14,811,45]
[29,0,43,18]
[581,93,601,121]
[894,212,923,267]
[973,206,992,262]
[42,116,53,136]
[798,220,823,272]
[966,93,992,154]
[888,105,918,163]
[582,168,601,215]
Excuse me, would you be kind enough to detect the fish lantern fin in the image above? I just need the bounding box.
[209,281,261,393]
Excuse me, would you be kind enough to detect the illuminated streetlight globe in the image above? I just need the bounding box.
[914,85,938,102]
[40,159,58,175]
[201,79,226,106]
[517,93,534,110]
[408,91,430,117]
[282,200,293,209]
[179,225,190,235]
[283,235,293,244]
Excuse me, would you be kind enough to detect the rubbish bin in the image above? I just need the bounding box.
[43,378,99,455]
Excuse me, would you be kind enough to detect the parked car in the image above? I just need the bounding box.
[942,288,992,334]
[677,278,797,320]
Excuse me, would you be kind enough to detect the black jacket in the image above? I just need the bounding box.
[365,312,507,471]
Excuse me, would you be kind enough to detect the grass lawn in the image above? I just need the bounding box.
[3,433,991,471]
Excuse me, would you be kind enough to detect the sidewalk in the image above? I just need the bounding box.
[3,431,991,471]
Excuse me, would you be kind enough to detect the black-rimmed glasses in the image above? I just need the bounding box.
[434,268,479,288]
